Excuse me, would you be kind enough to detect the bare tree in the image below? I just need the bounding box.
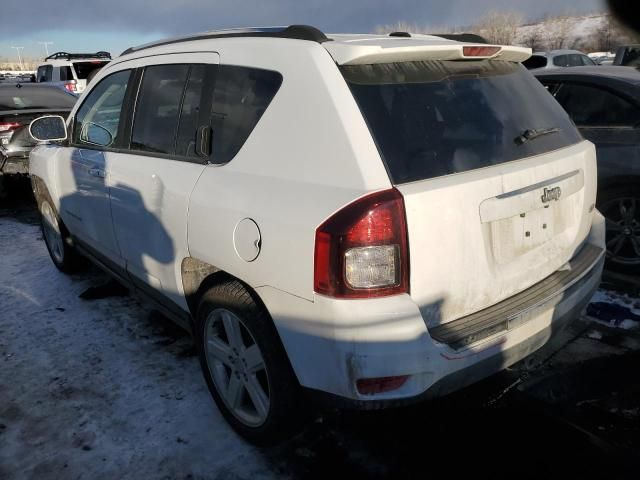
[477,11,523,45]
[543,16,572,50]
[521,25,544,51]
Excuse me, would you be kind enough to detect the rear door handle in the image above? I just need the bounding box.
[88,168,105,178]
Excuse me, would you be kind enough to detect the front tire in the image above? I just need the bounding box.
[39,198,83,273]
[195,279,304,445]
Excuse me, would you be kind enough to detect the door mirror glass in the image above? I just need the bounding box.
[29,115,68,141]
[80,122,113,147]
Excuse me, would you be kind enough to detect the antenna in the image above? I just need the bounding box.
[38,41,54,56]
[11,46,25,70]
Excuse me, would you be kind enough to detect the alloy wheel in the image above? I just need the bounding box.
[204,308,270,427]
[601,196,640,266]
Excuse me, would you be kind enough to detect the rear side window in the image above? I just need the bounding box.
[553,55,569,67]
[73,69,131,147]
[210,65,282,164]
[342,61,582,184]
[131,64,190,154]
[556,83,639,127]
[59,66,73,81]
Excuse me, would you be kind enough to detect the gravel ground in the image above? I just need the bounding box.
[1,182,639,479]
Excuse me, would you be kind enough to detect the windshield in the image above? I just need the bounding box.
[341,60,582,184]
[0,86,77,111]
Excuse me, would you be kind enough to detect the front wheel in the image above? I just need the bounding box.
[39,199,83,273]
[195,280,305,445]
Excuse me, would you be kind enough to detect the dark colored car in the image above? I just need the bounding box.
[0,83,76,195]
[535,66,640,273]
[613,44,640,67]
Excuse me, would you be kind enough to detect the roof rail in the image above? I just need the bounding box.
[389,32,412,38]
[44,51,112,61]
[430,33,489,44]
[121,25,331,56]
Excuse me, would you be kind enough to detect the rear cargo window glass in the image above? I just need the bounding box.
[0,86,76,110]
[132,64,189,155]
[209,65,282,164]
[341,60,582,184]
[556,83,639,127]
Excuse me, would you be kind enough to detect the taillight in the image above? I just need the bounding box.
[0,122,21,132]
[64,81,77,93]
[462,46,501,57]
[314,188,409,299]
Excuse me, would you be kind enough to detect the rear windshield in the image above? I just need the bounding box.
[341,60,582,184]
[72,61,109,79]
[0,86,77,110]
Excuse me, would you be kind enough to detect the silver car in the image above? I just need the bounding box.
[523,49,596,70]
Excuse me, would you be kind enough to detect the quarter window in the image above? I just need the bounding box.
[131,64,189,155]
[210,65,282,164]
[73,69,131,147]
[557,83,639,127]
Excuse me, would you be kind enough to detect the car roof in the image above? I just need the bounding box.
[117,25,531,66]
[532,50,588,57]
[533,65,640,85]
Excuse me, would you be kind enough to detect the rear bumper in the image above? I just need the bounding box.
[258,212,606,407]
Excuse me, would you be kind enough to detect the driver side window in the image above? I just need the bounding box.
[73,69,131,148]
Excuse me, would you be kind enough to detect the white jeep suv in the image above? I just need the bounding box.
[29,25,605,444]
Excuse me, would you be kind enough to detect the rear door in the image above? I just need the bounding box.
[107,54,216,310]
[342,60,596,326]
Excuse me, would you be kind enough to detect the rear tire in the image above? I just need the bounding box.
[195,279,305,445]
[598,185,640,275]
[38,198,84,273]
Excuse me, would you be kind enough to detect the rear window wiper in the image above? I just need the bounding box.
[514,127,560,145]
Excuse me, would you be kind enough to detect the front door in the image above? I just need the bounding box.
[57,68,133,263]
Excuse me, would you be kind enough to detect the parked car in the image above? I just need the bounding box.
[613,44,640,66]
[0,83,76,195]
[29,26,605,444]
[534,66,640,273]
[35,51,111,94]
[523,49,596,70]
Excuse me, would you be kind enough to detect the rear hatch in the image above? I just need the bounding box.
[341,58,596,327]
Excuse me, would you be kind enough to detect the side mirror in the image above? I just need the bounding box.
[80,122,113,147]
[29,115,68,142]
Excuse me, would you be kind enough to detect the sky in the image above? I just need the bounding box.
[1,0,605,60]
